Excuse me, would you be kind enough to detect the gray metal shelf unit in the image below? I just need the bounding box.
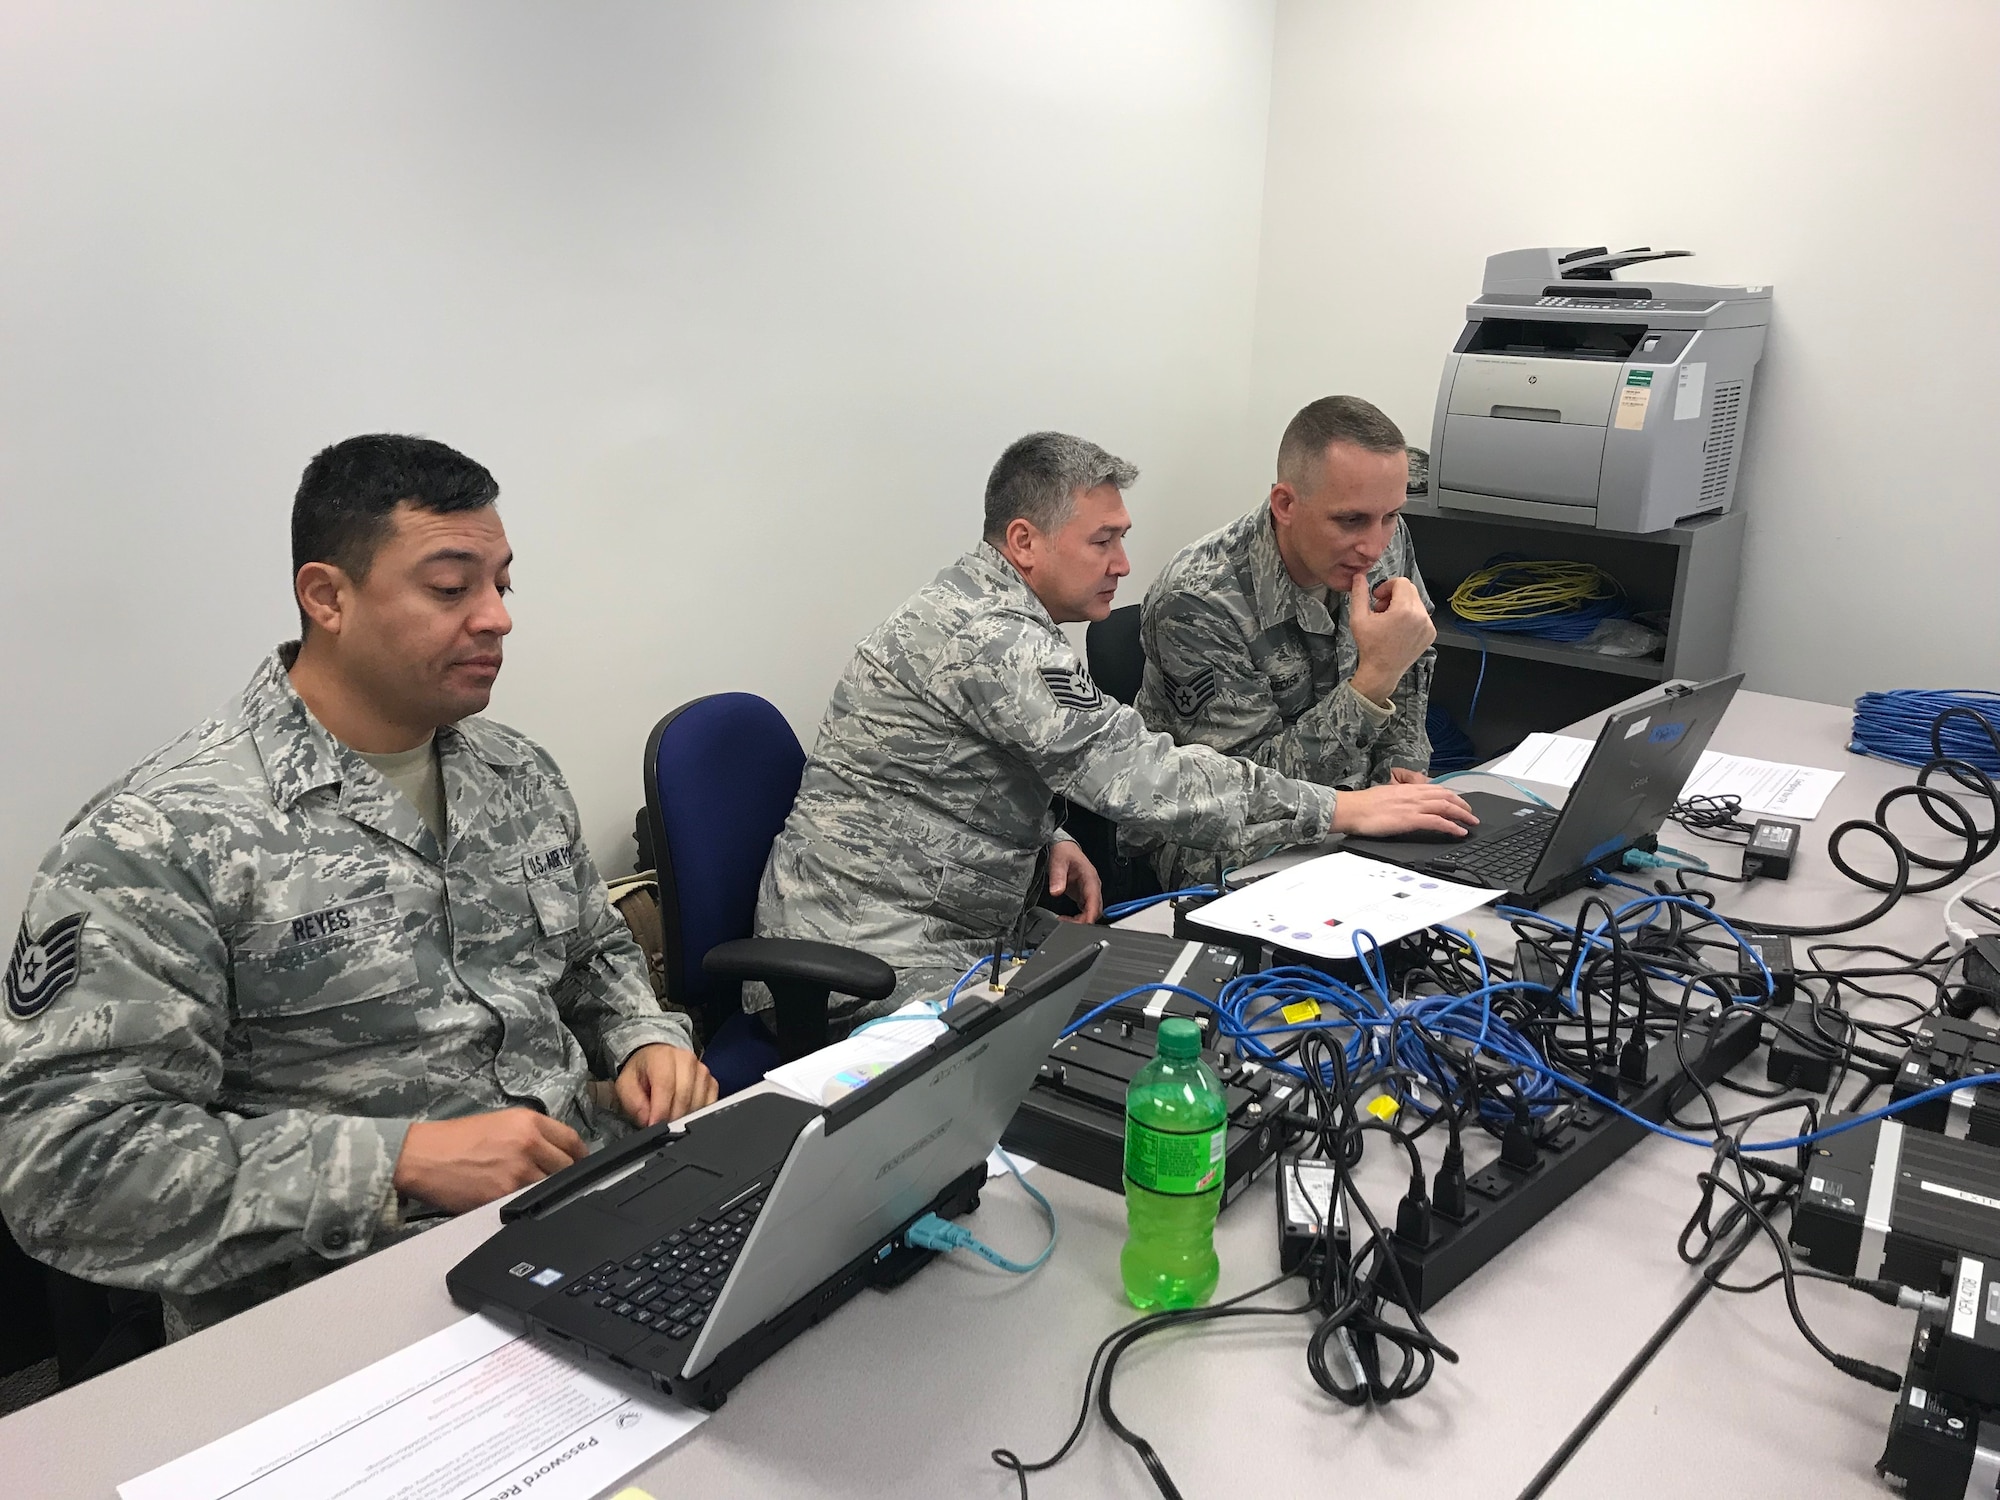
[1402,495,1745,761]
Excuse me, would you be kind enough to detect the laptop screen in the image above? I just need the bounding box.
[1527,674,1743,890]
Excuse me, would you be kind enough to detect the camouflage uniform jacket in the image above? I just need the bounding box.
[753,543,1338,997]
[1136,508,1434,887]
[0,647,691,1306]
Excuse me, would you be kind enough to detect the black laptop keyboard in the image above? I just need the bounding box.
[561,1185,769,1344]
[1458,810,1557,887]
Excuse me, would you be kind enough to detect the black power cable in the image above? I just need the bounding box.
[1514,1215,1762,1500]
[989,1266,1314,1500]
[1737,706,1999,938]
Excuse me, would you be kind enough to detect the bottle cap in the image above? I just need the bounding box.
[1157,1017,1201,1060]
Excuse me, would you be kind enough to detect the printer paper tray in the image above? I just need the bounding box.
[1438,412,1607,509]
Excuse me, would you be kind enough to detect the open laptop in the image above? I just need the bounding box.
[1339,674,1743,906]
[447,936,1104,1410]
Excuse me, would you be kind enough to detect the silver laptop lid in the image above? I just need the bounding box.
[682,938,1104,1376]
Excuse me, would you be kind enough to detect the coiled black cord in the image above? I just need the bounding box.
[1738,705,1998,938]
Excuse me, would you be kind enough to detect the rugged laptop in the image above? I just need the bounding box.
[447,937,1104,1409]
[1339,674,1743,906]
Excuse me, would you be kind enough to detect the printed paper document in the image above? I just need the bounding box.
[763,1001,947,1105]
[1187,852,1504,962]
[119,1313,705,1500]
[1488,733,1843,820]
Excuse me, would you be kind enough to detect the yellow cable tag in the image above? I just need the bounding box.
[1366,1095,1400,1121]
[1280,1000,1321,1024]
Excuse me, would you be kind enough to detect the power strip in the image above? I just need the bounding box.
[1388,1006,1763,1310]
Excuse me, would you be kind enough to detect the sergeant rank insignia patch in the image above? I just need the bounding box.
[1038,665,1105,712]
[6,913,87,1021]
[1164,666,1217,718]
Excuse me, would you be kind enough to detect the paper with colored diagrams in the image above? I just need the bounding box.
[1185,851,1505,962]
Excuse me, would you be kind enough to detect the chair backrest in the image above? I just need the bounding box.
[643,694,806,1029]
[1085,604,1145,706]
[1071,605,1163,909]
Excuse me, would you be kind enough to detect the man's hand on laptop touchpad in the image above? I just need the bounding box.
[1332,782,1479,840]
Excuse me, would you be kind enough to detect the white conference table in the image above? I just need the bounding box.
[0,690,1979,1499]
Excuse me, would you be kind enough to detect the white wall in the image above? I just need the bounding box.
[0,1,1277,911]
[1247,0,2000,706]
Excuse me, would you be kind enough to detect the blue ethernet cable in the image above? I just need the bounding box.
[1527,892,1772,1014]
[947,952,1017,1006]
[904,1148,1057,1273]
[1624,845,1711,875]
[1497,901,1707,994]
[1101,885,1218,921]
[1039,902,2000,1162]
[1388,984,1565,1122]
[1351,929,1391,1003]
[1850,689,2000,775]
[1516,1054,2000,1156]
[1059,983,1221,1041]
[1058,973,1391,1085]
[1542,891,1772,1011]
[850,952,1009,1038]
[1434,924,1490,986]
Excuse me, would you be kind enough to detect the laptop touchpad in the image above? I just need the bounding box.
[616,1162,721,1223]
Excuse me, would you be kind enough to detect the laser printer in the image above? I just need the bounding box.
[1428,246,1771,534]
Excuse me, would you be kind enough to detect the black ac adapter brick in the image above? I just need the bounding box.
[1767,998,1841,1091]
[1738,933,1796,1004]
[1743,819,1800,880]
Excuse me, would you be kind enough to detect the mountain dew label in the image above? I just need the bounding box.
[1125,1119,1226,1196]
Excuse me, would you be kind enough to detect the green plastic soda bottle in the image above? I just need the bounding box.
[1120,1017,1226,1309]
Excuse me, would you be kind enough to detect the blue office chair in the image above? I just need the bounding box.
[642,693,895,1094]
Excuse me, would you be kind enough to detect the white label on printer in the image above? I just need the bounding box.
[1614,380,1651,431]
[1954,1256,1984,1340]
[1675,362,1707,421]
[1922,1179,2000,1214]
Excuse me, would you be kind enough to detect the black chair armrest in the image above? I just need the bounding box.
[701,938,896,1064]
[703,938,896,1002]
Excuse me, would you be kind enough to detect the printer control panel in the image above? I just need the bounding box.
[1537,295,1677,311]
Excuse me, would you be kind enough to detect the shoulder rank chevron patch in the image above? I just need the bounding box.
[6,912,87,1022]
[1038,664,1105,713]
[1164,666,1218,719]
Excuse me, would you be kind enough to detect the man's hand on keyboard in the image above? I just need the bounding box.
[1332,782,1478,838]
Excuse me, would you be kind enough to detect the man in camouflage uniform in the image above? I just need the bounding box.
[1138,396,1475,889]
[752,432,1463,1019]
[0,435,712,1334]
